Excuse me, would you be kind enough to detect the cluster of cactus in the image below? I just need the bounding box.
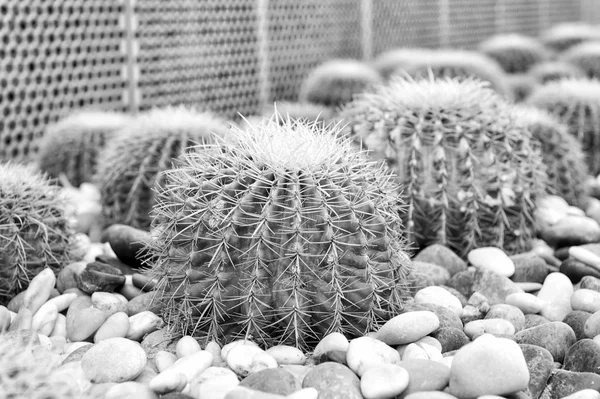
[560,41,600,79]
[0,163,74,304]
[95,106,231,230]
[527,78,600,176]
[36,111,132,187]
[478,34,550,74]
[528,61,585,84]
[146,116,412,350]
[341,77,547,258]
[371,48,433,80]
[541,22,600,53]
[299,59,383,108]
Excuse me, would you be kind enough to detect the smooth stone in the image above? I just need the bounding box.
[31,302,58,336]
[413,336,442,352]
[541,370,600,399]
[175,336,201,358]
[45,292,78,313]
[312,332,349,364]
[91,292,128,317]
[540,215,600,248]
[582,276,600,293]
[510,253,549,284]
[449,334,530,398]
[448,268,523,305]
[413,244,467,276]
[360,364,410,399]
[406,273,435,296]
[158,350,214,386]
[149,371,187,394]
[585,310,600,338]
[515,321,576,363]
[440,286,468,307]
[411,261,452,286]
[396,359,451,398]
[0,306,11,332]
[400,342,442,362]
[155,351,178,372]
[132,273,158,291]
[6,290,26,313]
[77,261,126,294]
[561,258,600,284]
[506,293,544,314]
[265,345,306,365]
[135,365,158,384]
[239,368,299,395]
[404,393,458,399]
[431,327,470,353]
[564,311,594,340]
[8,307,33,331]
[414,287,462,317]
[286,388,319,399]
[519,344,555,399]
[222,340,260,360]
[373,311,440,346]
[101,224,152,268]
[346,336,401,377]
[94,311,130,342]
[525,314,551,329]
[119,282,144,301]
[401,302,463,330]
[127,291,160,316]
[485,304,526,332]
[22,268,56,315]
[140,329,178,361]
[66,298,108,342]
[226,344,277,377]
[160,394,196,399]
[62,343,94,364]
[187,366,239,399]
[468,247,515,277]
[57,261,88,293]
[515,282,544,293]
[302,362,362,399]
[105,381,158,399]
[573,289,600,313]
[126,311,164,341]
[560,389,600,399]
[464,319,516,339]
[570,246,600,270]
[538,272,574,321]
[563,339,600,374]
[81,337,147,383]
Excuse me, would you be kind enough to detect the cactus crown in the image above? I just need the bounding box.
[478,34,550,74]
[261,101,338,127]
[147,115,412,349]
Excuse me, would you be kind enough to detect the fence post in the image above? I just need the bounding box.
[257,0,270,111]
[438,0,450,48]
[361,0,373,61]
[121,0,139,114]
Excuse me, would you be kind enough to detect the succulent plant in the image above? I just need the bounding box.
[95,106,231,230]
[506,74,537,103]
[261,101,338,127]
[0,162,74,304]
[510,106,588,207]
[528,61,586,84]
[560,41,600,79]
[478,34,550,74]
[36,111,132,187]
[341,77,547,258]
[541,22,600,53]
[299,59,383,108]
[146,116,412,350]
[371,48,433,80]
[527,78,600,176]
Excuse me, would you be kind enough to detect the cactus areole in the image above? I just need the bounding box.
[147,116,412,350]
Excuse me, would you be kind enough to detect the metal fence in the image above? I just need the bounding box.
[0,0,593,162]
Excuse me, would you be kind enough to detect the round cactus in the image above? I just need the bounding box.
[527,78,600,176]
[560,41,600,79]
[506,74,537,103]
[478,34,550,74]
[371,47,433,80]
[37,110,132,187]
[541,22,600,53]
[341,77,547,258]
[528,61,586,84]
[95,106,231,230]
[261,101,338,127]
[510,106,588,207]
[146,116,412,350]
[299,59,383,108]
[0,162,74,304]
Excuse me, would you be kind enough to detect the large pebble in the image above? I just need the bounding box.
[570,246,600,270]
[149,371,187,395]
[141,329,178,361]
[505,293,544,314]
[448,334,529,398]
[222,340,260,360]
[540,215,600,248]
[563,339,600,374]
[101,224,152,268]
[66,297,108,342]
[414,287,462,317]
[158,350,214,387]
[537,272,574,321]
[564,311,594,340]
[485,304,525,332]
[585,310,600,338]
[45,292,78,313]
[94,311,130,342]
[560,389,600,399]
[265,345,306,365]
[57,261,87,293]
[541,370,600,399]
[525,314,551,329]
[520,344,554,399]
[91,292,128,317]
[239,368,299,395]
[410,261,452,286]
[346,336,400,377]
[572,289,600,313]
[226,344,277,377]
[187,366,239,399]
[127,291,159,315]
[155,351,178,372]
[81,337,147,383]
[31,302,58,336]
[581,276,600,292]
[402,302,462,330]
[515,321,576,363]
[22,268,56,314]
[448,268,523,305]
[360,364,409,399]
[126,311,164,341]
[510,253,549,284]
[396,359,451,397]
[132,273,158,291]
[175,336,201,358]
[431,327,470,354]
[404,393,458,399]
[467,247,515,277]
[302,362,362,399]
[463,319,515,339]
[374,311,439,346]
[561,258,600,284]
[312,332,348,364]
[105,381,158,399]
[413,244,467,276]
[77,261,126,294]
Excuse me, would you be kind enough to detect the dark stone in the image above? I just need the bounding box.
[95,255,136,276]
[413,244,467,276]
[302,362,362,399]
[581,276,600,293]
[132,273,158,292]
[485,304,526,332]
[563,339,600,374]
[127,292,160,316]
[62,344,94,364]
[563,310,593,340]
[510,253,549,284]
[240,368,299,395]
[540,215,600,248]
[519,344,554,399]
[396,359,451,398]
[560,257,600,284]
[554,247,571,261]
[76,261,126,294]
[402,301,463,330]
[101,224,153,269]
[525,314,551,330]
[515,322,576,363]
[448,268,523,305]
[431,327,470,353]
[541,369,600,399]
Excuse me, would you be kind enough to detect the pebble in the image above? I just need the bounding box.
[402,302,462,330]
[373,311,439,346]
[515,321,576,363]
[467,247,515,277]
[585,310,600,338]
[62,344,94,364]
[31,301,58,336]
[81,337,147,383]
[431,327,470,354]
[77,261,126,294]
[239,368,299,395]
[561,389,600,399]
[519,344,554,399]
[127,292,159,315]
[564,311,594,340]
[120,282,144,301]
[440,286,468,307]
[149,371,188,395]
[94,311,130,342]
[135,365,158,384]
[346,336,401,377]
[581,276,600,292]
[176,336,201,358]
[8,307,32,331]
[155,350,178,372]
[448,334,529,398]
[505,293,544,314]
[66,299,108,342]
[105,381,158,399]
[312,332,349,364]
[187,366,239,399]
[570,246,600,271]
[414,287,462,317]
[91,292,128,316]
[222,340,260,360]
[413,244,467,276]
[56,261,88,293]
[140,329,178,361]
[0,329,39,348]
[572,289,600,313]
[126,311,164,341]
[410,261,452,286]
[514,282,543,292]
[541,370,600,399]
[302,362,362,399]
[447,268,523,305]
[102,224,152,268]
[463,319,515,339]
[404,393,458,399]
[396,359,451,396]
[537,272,574,321]
[524,314,551,329]
[540,215,600,248]
[132,273,159,292]
[286,388,319,399]
[265,345,306,365]
[22,268,56,315]
[226,343,277,377]
[485,304,525,332]
[45,292,78,313]
[510,253,549,284]
[360,364,410,399]
[561,258,600,284]
[563,339,600,374]
[400,342,442,362]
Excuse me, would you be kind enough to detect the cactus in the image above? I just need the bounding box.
[371,48,433,80]
[506,74,537,102]
[261,101,338,127]
[541,22,600,53]
[478,34,550,74]
[511,106,588,206]
[299,59,383,108]
[95,106,231,230]
[146,116,412,350]
[527,78,600,176]
[341,77,547,258]
[0,162,73,304]
[561,41,600,79]
[528,61,585,84]
[36,111,132,187]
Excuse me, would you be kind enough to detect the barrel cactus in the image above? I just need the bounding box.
[0,162,74,304]
[37,110,132,187]
[527,78,600,175]
[478,34,550,74]
[371,48,433,80]
[341,77,547,258]
[528,61,585,84]
[506,74,537,102]
[95,106,231,230]
[560,41,600,79]
[299,59,383,108]
[541,23,600,53]
[146,116,412,350]
[262,101,338,127]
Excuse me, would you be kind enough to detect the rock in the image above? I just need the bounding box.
[581,276,600,293]
[77,261,126,295]
[564,339,600,374]
[540,215,600,248]
[560,389,600,399]
[414,244,467,276]
[585,310,600,338]
[286,388,319,399]
[81,337,147,383]
[440,286,468,307]
[448,268,523,305]
[515,321,576,363]
[31,302,58,336]
[94,311,130,342]
[57,261,87,293]
[396,359,451,397]
[265,345,306,365]
[402,302,463,330]
[515,282,544,293]
[96,254,136,276]
[564,311,594,340]
[404,393,458,399]
[105,381,158,399]
[21,268,56,315]
[127,292,160,316]
[520,344,554,399]
[468,247,515,277]
[62,343,94,364]
[239,368,299,395]
[510,253,549,284]
[149,371,187,395]
[561,258,600,284]
[175,336,201,358]
[400,342,442,362]
[156,350,214,387]
[140,329,178,361]
[373,311,440,346]
[132,273,158,292]
[414,287,462,317]
[464,319,516,340]
[448,334,530,398]
[155,351,178,372]
[525,314,551,329]
[187,366,239,399]
[91,292,128,317]
[570,246,600,270]
[505,293,544,314]
[485,304,526,332]
[406,273,434,296]
[312,332,348,364]
[573,289,600,313]
[411,261,452,286]
[101,224,152,268]
[431,327,470,354]
[222,340,260,360]
[537,272,574,321]
[360,364,410,399]
[226,344,277,377]
[126,311,164,341]
[66,297,108,342]
[346,336,401,377]
[541,370,600,399]
[302,362,362,399]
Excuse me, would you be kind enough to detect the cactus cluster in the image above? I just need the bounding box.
[541,22,600,53]
[528,61,586,84]
[342,77,547,258]
[478,34,550,74]
[36,111,132,187]
[561,41,600,79]
[95,106,231,230]
[0,163,74,304]
[146,116,412,350]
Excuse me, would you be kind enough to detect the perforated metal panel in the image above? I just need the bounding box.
[500,0,541,36]
[446,0,496,48]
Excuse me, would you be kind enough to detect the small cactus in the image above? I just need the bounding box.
[0,163,74,304]
[528,61,586,84]
[561,41,600,79]
[371,48,433,80]
[342,77,547,258]
[541,22,600,53]
[95,106,231,230]
[299,59,383,108]
[37,110,132,187]
[527,78,600,175]
[478,34,550,74]
[147,116,412,350]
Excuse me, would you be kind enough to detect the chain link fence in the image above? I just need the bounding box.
[0,0,593,162]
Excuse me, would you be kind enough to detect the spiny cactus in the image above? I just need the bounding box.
[299,59,383,108]
[95,106,231,230]
[527,78,600,175]
[371,48,433,80]
[0,163,74,304]
[36,111,132,187]
[261,101,338,127]
[146,116,412,350]
[528,61,586,84]
[342,77,547,258]
[541,22,600,53]
[561,41,600,79]
[478,34,550,74]
[510,106,588,207]
[506,74,537,103]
